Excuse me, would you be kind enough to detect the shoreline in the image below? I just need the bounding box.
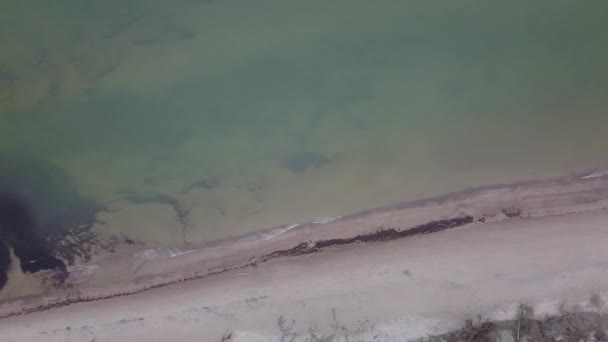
[1,198,607,341]
[1,168,608,320]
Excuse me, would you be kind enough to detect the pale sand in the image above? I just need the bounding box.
[1,171,608,341]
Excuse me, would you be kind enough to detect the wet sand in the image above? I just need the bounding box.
[1,170,608,340]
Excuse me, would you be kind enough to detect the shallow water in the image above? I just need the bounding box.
[1,0,608,245]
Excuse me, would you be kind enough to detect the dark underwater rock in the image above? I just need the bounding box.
[0,154,101,239]
[280,151,330,173]
[0,241,9,289]
[0,154,102,290]
[0,191,68,287]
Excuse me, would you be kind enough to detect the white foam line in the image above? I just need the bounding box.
[134,247,198,260]
[311,216,339,224]
[67,264,99,276]
[260,216,341,241]
[581,169,608,179]
[261,223,300,240]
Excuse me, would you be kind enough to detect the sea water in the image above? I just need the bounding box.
[1,0,607,245]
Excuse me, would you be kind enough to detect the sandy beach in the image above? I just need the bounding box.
[1,171,608,341]
[2,1,608,341]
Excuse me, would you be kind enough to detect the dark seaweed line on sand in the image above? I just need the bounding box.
[0,216,473,319]
[261,215,474,260]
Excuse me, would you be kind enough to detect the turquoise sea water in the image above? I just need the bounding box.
[1,0,608,245]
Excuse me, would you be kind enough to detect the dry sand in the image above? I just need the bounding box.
[1,170,608,341]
